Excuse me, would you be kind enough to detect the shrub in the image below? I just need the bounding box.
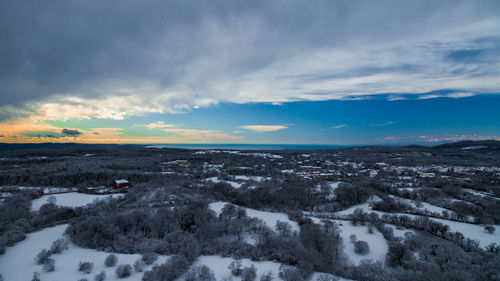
[141,252,158,265]
[228,260,242,276]
[349,234,357,243]
[78,279,89,281]
[0,273,3,281]
[47,195,57,204]
[42,258,55,272]
[79,261,94,274]
[104,254,118,267]
[276,221,293,237]
[50,238,69,254]
[279,265,303,281]
[185,265,216,281]
[367,225,374,234]
[31,272,41,281]
[142,255,190,281]
[115,264,132,278]
[354,240,370,254]
[315,273,339,281]
[35,248,51,264]
[94,271,106,281]
[241,265,257,281]
[134,259,146,272]
[259,272,273,281]
[1,229,27,247]
[485,225,496,234]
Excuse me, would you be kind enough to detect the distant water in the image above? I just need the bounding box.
[144,144,357,150]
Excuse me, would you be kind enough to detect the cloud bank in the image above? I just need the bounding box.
[0,0,499,123]
[239,125,288,132]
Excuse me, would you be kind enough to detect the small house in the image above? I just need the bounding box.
[113,179,132,189]
[164,160,188,166]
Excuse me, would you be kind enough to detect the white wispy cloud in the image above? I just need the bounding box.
[331,124,346,129]
[447,92,476,98]
[239,125,288,132]
[372,121,396,127]
[145,121,176,129]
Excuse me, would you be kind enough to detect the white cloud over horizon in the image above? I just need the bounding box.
[239,125,288,132]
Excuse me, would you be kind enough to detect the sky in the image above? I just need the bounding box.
[1,0,499,145]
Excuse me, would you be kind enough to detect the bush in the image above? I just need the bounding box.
[259,272,273,281]
[1,229,27,247]
[349,234,357,243]
[354,240,370,254]
[50,238,69,254]
[78,279,89,281]
[35,248,51,264]
[142,252,158,265]
[185,265,216,281]
[485,225,496,234]
[42,258,55,272]
[315,273,339,281]
[276,221,293,237]
[94,271,106,281]
[31,272,41,281]
[134,259,146,272]
[279,265,303,281]
[79,261,94,274]
[242,265,257,281]
[142,255,190,281]
[115,264,132,278]
[228,260,242,276]
[104,254,118,267]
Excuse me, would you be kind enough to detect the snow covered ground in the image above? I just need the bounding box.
[338,222,388,266]
[332,198,499,248]
[205,177,243,188]
[233,175,270,182]
[189,255,282,281]
[428,218,500,247]
[388,195,451,215]
[209,201,300,233]
[385,224,414,239]
[0,224,169,281]
[308,217,388,266]
[190,256,351,281]
[31,193,125,211]
[335,196,384,217]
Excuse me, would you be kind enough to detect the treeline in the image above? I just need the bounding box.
[0,191,78,254]
[66,198,344,278]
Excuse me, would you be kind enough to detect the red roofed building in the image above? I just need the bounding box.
[113,179,132,189]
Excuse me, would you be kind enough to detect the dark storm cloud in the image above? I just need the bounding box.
[1,0,499,115]
[62,129,82,136]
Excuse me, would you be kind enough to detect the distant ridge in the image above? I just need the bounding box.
[434,140,500,149]
[401,144,429,149]
[0,140,499,151]
[0,143,106,151]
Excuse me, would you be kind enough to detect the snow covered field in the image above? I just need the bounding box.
[192,256,351,281]
[337,222,388,266]
[192,255,282,281]
[205,177,243,188]
[31,193,125,211]
[233,175,270,182]
[0,224,169,281]
[309,217,388,266]
[334,199,500,248]
[209,201,300,233]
